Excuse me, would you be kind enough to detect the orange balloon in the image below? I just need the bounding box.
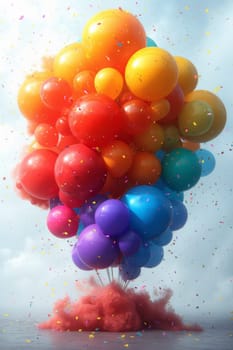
[182,140,200,151]
[174,56,198,95]
[53,43,88,85]
[150,99,170,122]
[17,72,53,121]
[101,140,134,178]
[133,122,164,152]
[101,172,131,198]
[125,47,178,101]
[128,151,161,185]
[185,90,227,142]
[82,9,146,72]
[73,70,96,97]
[94,67,124,100]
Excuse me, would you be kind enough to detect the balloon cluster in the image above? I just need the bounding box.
[15,9,226,281]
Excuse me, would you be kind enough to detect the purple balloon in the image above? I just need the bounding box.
[79,194,108,227]
[72,243,93,271]
[77,224,119,269]
[95,199,130,237]
[118,230,142,256]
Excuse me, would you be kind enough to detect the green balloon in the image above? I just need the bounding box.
[162,148,201,191]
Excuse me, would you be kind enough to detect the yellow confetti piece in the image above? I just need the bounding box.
[205,31,211,36]
[64,281,68,286]
[89,334,95,339]
[124,344,129,348]
[213,86,222,94]
[3,313,9,317]
[25,339,32,343]
[121,334,126,338]
[184,5,190,10]
[205,8,209,13]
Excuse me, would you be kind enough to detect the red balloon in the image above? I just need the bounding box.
[40,77,73,111]
[55,112,71,136]
[59,190,87,208]
[68,94,123,148]
[121,99,152,135]
[17,149,58,200]
[159,84,184,125]
[34,123,59,147]
[55,144,107,200]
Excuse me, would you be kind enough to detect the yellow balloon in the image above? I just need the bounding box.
[185,90,226,142]
[133,122,164,152]
[94,67,124,100]
[125,47,178,101]
[174,56,198,95]
[178,100,214,137]
[53,43,88,85]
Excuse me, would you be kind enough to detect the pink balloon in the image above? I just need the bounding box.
[47,205,79,238]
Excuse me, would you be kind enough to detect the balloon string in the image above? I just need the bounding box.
[111,266,114,282]
[106,268,112,284]
[95,269,104,287]
[124,280,130,290]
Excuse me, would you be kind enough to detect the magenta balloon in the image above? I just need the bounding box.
[76,224,119,269]
[95,199,130,237]
[47,205,79,238]
[118,230,142,256]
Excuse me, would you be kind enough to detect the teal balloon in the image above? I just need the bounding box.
[146,36,157,47]
[162,148,201,192]
[196,149,216,176]
[121,185,173,240]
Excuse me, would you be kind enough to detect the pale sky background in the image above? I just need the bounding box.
[0,0,232,323]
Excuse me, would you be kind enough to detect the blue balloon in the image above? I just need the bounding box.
[123,243,150,267]
[144,243,164,268]
[196,149,216,176]
[146,36,157,47]
[169,199,188,231]
[153,228,173,246]
[155,150,165,161]
[76,221,85,236]
[120,262,141,281]
[49,197,62,209]
[122,185,173,240]
[154,178,184,202]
